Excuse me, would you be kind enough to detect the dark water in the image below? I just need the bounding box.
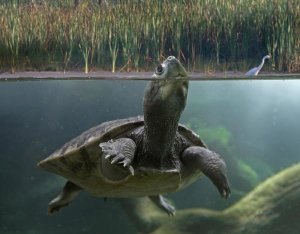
[0,78,300,233]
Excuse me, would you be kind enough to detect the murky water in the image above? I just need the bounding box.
[0,77,300,233]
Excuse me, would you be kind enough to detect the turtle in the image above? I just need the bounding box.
[38,56,230,216]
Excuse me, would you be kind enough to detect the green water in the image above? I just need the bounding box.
[0,78,300,233]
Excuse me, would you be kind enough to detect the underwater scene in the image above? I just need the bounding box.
[1,77,300,234]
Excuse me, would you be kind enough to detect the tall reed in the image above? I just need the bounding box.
[0,0,299,72]
[2,3,21,73]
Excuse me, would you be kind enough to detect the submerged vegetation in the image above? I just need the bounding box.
[0,0,299,73]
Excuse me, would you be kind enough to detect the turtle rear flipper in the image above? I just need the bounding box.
[149,195,176,216]
[48,181,82,214]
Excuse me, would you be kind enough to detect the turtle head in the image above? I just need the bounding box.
[144,56,189,117]
[152,56,188,79]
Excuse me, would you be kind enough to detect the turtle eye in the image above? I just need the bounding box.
[155,64,164,75]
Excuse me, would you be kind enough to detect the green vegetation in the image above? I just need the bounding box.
[0,0,299,73]
[237,158,274,187]
[199,126,232,147]
[237,159,259,186]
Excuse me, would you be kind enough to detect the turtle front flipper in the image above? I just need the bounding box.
[100,138,136,179]
[149,195,176,216]
[181,146,230,198]
[48,181,82,214]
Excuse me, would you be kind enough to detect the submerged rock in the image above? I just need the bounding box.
[121,163,300,234]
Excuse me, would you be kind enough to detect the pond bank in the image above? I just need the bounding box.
[0,71,299,81]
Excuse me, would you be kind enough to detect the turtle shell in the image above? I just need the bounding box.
[38,116,207,197]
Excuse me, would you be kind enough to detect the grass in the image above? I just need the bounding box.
[0,0,299,73]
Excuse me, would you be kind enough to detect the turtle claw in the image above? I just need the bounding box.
[121,158,131,167]
[99,143,112,151]
[128,165,135,175]
[160,196,176,216]
[110,153,126,164]
[118,159,135,175]
[206,170,231,199]
[104,151,134,175]
[104,154,111,160]
[100,138,136,176]
[218,176,231,199]
[207,167,230,199]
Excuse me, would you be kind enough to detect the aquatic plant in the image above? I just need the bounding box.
[199,126,232,147]
[237,160,259,186]
[0,0,299,72]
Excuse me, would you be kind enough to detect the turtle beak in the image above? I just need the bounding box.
[177,68,188,78]
[173,59,188,78]
[166,57,187,79]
